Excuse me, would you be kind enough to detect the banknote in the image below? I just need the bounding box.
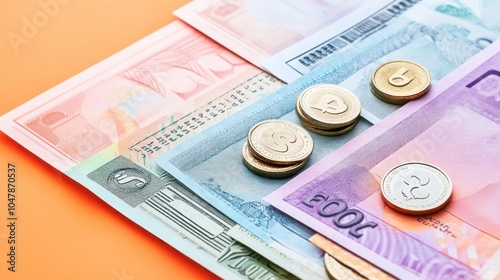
[264,0,500,82]
[262,0,500,82]
[302,4,499,123]
[176,0,500,123]
[155,82,373,273]
[175,0,393,66]
[0,20,323,279]
[175,0,500,125]
[264,40,500,279]
[1,20,281,171]
[155,5,500,273]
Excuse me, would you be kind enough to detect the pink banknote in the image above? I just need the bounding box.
[0,21,282,171]
[265,41,500,279]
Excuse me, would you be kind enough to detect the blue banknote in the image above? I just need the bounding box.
[329,4,499,122]
[264,0,500,83]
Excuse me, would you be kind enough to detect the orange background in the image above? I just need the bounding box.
[0,0,219,279]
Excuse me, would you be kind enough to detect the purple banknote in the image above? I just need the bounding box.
[265,41,500,279]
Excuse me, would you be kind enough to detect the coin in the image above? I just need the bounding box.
[296,96,359,136]
[371,60,431,104]
[299,84,361,129]
[300,119,358,136]
[247,119,313,166]
[241,142,307,178]
[324,253,367,280]
[381,162,452,216]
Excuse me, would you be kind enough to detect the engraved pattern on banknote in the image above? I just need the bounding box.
[288,0,422,73]
[118,34,231,99]
[433,1,500,32]
[200,178,297,232]
[15,24,260,163]
[144,187,234,254]
[87,156,297,279]
[127,72,282,165]
[217,243,299,280]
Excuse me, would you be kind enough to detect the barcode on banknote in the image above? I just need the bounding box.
[143,186,235,253]
[127,72,282,165]
[287,0,421,74]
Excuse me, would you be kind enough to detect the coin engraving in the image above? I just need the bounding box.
[371,60,431,104]
[248,120,313,165]
[381,162,452,215]
[388,67,414,87]
[299,84,361,129]
[311,94,348,115]
[262,130,297,153]
[401,173,431,201]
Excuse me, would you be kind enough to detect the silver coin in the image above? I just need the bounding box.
[381,162,452,215]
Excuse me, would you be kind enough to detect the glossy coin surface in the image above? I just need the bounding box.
[241,142,307,179]
[299,84,361,129]
[324,254,367,280]
[371,60,431,104]
[248,120,313,166]
[381,162,452,215]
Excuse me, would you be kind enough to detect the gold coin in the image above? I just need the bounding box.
[381,162,452,216]
[371,60,431,104]
[241,142,307,178]
[299,84,361,129]
[295,98,323,130]
[300,119,359,136]
[248,119,313,166]
[324,254,367,280]
[369,83,398,104]
[370,82,415,105]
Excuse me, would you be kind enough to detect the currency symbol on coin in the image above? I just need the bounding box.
[388,67,414,87]
[381,162,452,215]
[402,174,431,201]
[311,94,348,114]
[262,130,297,153]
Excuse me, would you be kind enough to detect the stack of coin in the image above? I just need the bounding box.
[381,162,453,216]
[242,119,313,179]
[371,60,431,104]
[296,84,362,136]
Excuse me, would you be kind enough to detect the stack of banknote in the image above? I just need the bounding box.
[1,0,499,279]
